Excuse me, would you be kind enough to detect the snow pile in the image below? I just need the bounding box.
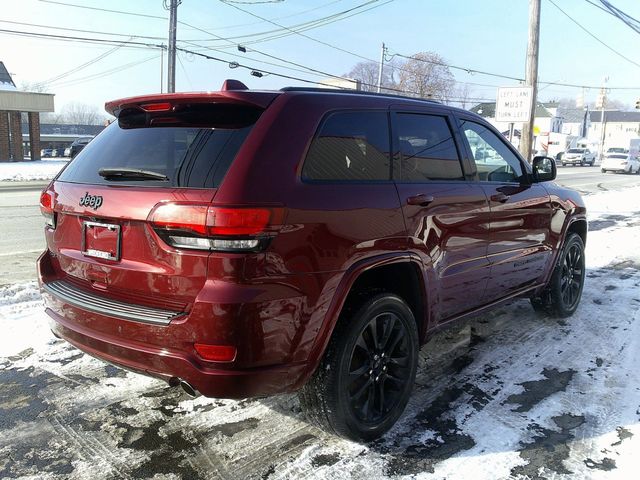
[0,159,67,181]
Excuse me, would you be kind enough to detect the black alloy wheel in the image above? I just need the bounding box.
[299,293,418,441]
[559,241,583,311]
[347,311,413,424]
[530,233,585,317]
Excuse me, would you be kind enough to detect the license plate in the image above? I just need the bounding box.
[81,221,121,261]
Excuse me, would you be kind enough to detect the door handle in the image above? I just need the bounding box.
[406,194,435,206]
[490,193,510,203]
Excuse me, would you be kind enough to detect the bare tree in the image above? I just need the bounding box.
[455,83,474,109]
[397,52,455,101]
[59,102,105,125]
[344,60,398,92]
[18,81,50,93]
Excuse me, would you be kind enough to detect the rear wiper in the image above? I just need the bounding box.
[98,167,169,181]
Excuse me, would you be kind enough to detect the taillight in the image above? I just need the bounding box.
[39,190,55,229]
[147,203,284,252]
[194,343,237,362]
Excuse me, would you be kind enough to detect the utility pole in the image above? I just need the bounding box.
[160,46,164,93]
[597,77,608,161]
[520,0,541,162]
[376,42,386,93]
[167,0,179,93]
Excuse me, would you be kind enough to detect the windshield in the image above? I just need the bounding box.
[567,149,585,153]
[609,154,628,159]
[607,148,625,153]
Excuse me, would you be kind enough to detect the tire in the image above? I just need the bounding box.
[601,168,606,173]
[299,293,419,441]
[562,163,566,167]
[530,233,585,318]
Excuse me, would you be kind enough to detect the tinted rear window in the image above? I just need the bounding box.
[567,149,584,153]
[302,111,391,181]
[58,105,259,188]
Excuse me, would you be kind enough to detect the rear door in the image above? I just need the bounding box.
[391,108,491,323]
[46,102,263,308]
[455,115,553,302]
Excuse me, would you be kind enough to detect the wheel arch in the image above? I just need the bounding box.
[294,253,429,390]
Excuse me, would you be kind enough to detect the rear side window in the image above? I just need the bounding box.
[396,113,463,181]
[302,111,391,181]
[58,105,259,188]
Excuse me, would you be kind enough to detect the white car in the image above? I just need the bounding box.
[562,148,596,166]
[601,154,640,174]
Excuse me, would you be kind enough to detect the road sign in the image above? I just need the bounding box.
[495,86,533,123]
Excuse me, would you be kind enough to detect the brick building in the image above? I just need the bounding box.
[0,61,55,161]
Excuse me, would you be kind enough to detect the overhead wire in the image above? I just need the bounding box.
[547,0,640,68]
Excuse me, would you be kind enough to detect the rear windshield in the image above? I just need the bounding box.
[607,148,625,153]
[609,154,628,159]
[567,149,584,153]
[58,104,260,188]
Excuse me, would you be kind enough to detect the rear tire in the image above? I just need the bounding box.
[530,233,585,318]
[601,168,606,173]
[299,293,419,441]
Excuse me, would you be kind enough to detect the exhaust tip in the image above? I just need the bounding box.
[180,380,199,398]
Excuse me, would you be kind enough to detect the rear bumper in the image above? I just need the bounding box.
[46,306,306,398]
[37,250,311,399]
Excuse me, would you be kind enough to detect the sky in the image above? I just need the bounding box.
[1,0,639,117]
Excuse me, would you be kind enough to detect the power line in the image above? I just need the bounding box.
[0,19,166,40]
[547,0,640,68]
[38,0,167,20]
[49,55,160,89]
[190,0,393,45]
[217,0,389,63]
[392,52,524,82]
[0,27,164,50]
[35,41,130,88]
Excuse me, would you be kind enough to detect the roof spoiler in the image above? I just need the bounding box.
[105,81,277,117]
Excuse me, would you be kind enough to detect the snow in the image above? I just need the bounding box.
[0,159,67,182]
[1,186,640,479]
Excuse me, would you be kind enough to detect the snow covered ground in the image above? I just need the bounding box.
[1,187,639,479]
[0,159,67,182]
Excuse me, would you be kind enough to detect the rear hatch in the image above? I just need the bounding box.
[42,92,276,310]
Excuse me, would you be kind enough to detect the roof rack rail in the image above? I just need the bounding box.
[279,87,441,104]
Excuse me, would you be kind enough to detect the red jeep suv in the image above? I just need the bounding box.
[38,81,587,440]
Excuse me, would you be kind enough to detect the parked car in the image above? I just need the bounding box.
[69,137,93,158]
[38,82,587,441]
[51,147,67,158]
[604,147,627,157]
[601,153,640,174]
[40,148,53,158]
[562,148,596,166]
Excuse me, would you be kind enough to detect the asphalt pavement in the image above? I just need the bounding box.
[0,167,638,286]
[0,184,48,286]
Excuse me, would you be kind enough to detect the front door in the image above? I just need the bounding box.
[392,110,491,323]
[456,116,553,303]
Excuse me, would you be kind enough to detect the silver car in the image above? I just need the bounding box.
[562,148,596,166]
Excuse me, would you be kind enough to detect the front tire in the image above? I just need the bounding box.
[299,293,419,441]
[530,233,585,317]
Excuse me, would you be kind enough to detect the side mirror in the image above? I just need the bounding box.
[532,156,556,182]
